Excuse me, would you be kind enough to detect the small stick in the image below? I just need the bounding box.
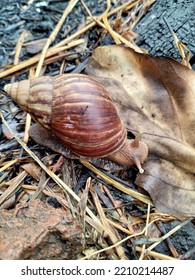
[35,0,80,77]
[163,17,191,68]
[139,203,151,259]
[0,40,84,78]
[0,159,18,173]
[81,217,161,260]
[135,246,176,260]
[81,0,142,51]
[80,160,152,205]
[157,221,179,258]
[14,30,28,67]
[0,171,27,205]
[0,1,139,78]
[146,217,193,252]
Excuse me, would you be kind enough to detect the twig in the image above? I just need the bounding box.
[146,217,193,253]
[13,30,28,67]
[81,0,142,51]
[90,186,126,260]
[163,17,191,68]
[139,203,151,259]
[157,221,179,258]
[81,216,160,260]
[135,246,176,260]
[35,0,79,77]
[0,171,27,205]
[80,160,152,205]
[0,40,85,78]
[0,1,140,78]
[0,159,18,173]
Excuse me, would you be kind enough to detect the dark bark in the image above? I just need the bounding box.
[135,0,195,65]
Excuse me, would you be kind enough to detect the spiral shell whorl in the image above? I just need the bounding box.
[4,74,127,158]
[50,74,127,157]
[28,76,53,129]
[4,77,53,130]
[4,80,30,112]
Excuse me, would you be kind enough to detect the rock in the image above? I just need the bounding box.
[0,199,84,259]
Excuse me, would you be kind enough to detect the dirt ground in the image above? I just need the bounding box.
[0,0,195,260]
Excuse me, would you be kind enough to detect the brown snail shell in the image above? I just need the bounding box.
[4,73,148,173]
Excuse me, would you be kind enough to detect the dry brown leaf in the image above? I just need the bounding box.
[85,45,195,218]
[21,163,41,181]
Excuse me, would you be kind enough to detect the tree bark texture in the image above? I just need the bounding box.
[135,0,195,66]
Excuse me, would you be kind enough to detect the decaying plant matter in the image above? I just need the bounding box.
[0,0,194,260]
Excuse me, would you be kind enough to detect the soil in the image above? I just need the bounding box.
[0,0,195,260]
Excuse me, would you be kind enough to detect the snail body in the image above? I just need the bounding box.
[4,74,148,173]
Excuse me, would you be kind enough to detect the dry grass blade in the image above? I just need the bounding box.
[135,246,176,260]
[139,203,151,259]
[15,31,33,145]
[82,217,161,260]
[102,0,121,44]
[80,160,152,205]
[30,171,47,200]
[0,39,84,78]
[0,112,125,244]
[90,186,126,260]
[146,218,193,253]
[81,0,142,52]
[35,0,79,77]
[0,171,27,205]
[78,177,91,232]
[0,112,99,222]
[0,173,9,184]
[0,1,142,79]
[84,215,106,236]
[163,17,191,68]
[13,29,28,67]
[157,221,179,258]
[23,113,32,144]
[0,159,18,173]
[107,219,134,235]
[102,186,135,234]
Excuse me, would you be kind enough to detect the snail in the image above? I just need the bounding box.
[4,73,148,173]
